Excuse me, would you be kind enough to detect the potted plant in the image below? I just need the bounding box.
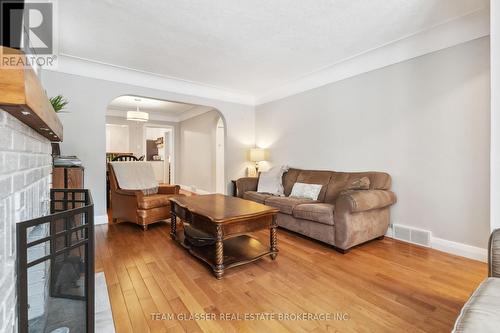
[49,95,69,113]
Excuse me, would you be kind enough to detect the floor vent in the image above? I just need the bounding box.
[392,224,431,247]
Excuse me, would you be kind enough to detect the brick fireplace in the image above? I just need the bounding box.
[0,109,52,332]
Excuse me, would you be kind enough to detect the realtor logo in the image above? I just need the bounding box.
[1,0,58,68]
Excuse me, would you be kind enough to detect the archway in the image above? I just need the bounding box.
[105,95,228,203]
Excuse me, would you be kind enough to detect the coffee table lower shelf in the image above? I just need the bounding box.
[173,230,277,278]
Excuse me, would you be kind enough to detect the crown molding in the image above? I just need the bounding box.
[255,7,490,105]
[44,55,256,106]
[177,105,214,122]
[45,6,489,107]
[106,105,213,123]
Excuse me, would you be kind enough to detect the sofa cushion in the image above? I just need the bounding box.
[137,194,175,210]
[453,278,500,333]
[293,203,335,226]
[282,168,301,196]
[264,196,317,214]
[243,191,273,204]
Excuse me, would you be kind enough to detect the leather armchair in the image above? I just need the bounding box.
[108,163,182,230]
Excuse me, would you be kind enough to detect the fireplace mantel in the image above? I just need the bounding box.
[0,47,63,141]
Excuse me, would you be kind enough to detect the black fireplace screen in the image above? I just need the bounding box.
[17,189,94,333]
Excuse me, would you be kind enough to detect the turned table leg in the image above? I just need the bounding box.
[214,226,224,279]
[270,215,278,260]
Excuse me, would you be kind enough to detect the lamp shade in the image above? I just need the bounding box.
[127,111,149,122]
[249,148,267,162]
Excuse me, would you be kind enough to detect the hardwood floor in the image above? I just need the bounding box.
[95,222,486,333]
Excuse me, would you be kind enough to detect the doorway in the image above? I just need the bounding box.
[144,126,174,184]
[215,117,225,193]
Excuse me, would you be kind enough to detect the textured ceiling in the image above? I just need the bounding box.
[59,0,487,95]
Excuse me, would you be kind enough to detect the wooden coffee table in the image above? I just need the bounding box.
[169,194,279,279]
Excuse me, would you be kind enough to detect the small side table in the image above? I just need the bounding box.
[231,180,237,197]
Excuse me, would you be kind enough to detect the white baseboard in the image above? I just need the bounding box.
[95,214,109,225]
[179,184,212,195]
[385,224,487,262]
[431,237,487,262]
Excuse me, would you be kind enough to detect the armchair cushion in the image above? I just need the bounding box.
[293,203,335,226]
[137,194,177,210]
[336,190,396,213]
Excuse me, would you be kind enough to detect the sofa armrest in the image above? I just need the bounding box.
[114,188,139,197]
[133,185,180,206]
[235,177,258,198]
[158,185,180,195]
[489,229,500,278]
[336,190,397,213]
[334,190,396,251]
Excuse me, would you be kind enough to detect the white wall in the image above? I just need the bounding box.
[42,71,255,220]
[105,124,129,153]
[256,37,491,249]
[127,121,145,157]
[146,127,169,140]
[491,0,500,231]
[178,110,222,193]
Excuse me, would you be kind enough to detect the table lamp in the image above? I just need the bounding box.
[249,148,268,174]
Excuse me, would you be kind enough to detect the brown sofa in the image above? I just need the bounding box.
[108,163,182,230]
[236,168,396,252]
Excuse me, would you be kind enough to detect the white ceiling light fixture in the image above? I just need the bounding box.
[127,98,149,122]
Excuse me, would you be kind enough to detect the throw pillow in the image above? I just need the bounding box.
[348,177,370,190]
[257,166,288,196]
[290,183,323,200]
